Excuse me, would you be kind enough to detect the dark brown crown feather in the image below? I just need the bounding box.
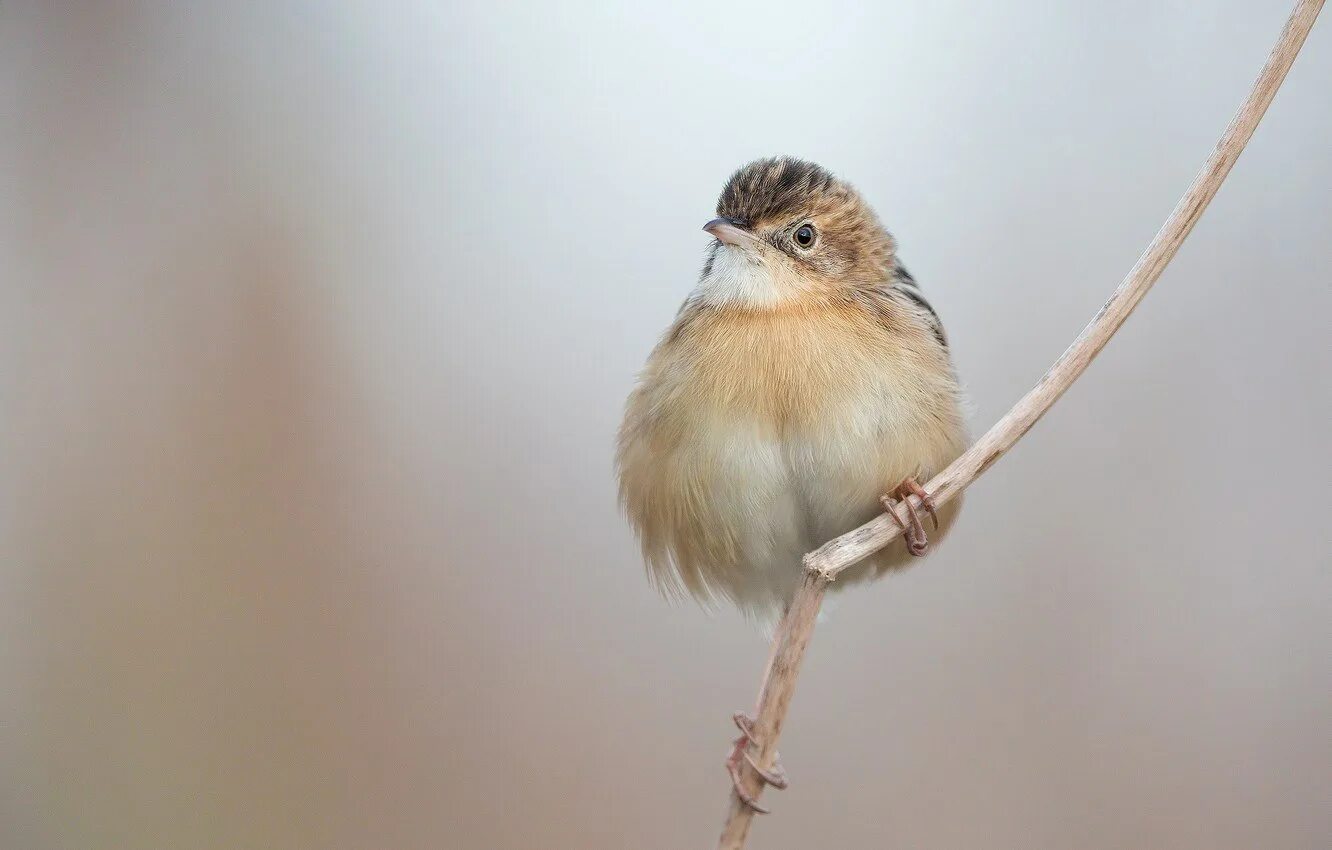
[716,157,838,227]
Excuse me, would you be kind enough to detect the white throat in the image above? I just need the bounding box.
[695,246,797,308]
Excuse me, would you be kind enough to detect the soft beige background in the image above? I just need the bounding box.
[2,3,1329,849]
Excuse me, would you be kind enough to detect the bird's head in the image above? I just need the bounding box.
[698,157,894,307]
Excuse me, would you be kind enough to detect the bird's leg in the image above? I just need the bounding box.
[882,476,938,556]
[726,608,790,813]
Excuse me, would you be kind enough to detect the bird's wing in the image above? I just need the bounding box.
[884,261,948,348]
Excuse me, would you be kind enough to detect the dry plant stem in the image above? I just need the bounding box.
[717,2,1324,846]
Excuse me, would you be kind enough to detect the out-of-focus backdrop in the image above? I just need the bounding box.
[2,3,1328,848]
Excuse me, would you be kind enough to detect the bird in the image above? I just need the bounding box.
[615,156,968,809]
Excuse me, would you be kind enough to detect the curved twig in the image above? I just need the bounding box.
[717,2,1324,846]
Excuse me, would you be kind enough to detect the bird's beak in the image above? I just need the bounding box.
[703,217,759,248]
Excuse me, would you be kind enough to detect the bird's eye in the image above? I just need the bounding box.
[793,224,816,248]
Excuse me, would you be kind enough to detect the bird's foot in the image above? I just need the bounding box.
[881,477,938,556]
[726,712,788,814]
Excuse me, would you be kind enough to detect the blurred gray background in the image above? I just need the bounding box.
[2,2,1329,848]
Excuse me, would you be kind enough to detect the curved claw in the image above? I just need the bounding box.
[882,492,928,556]
[900,477,940,531]
[883,477,937,556]
[732,712,756,740]
[743,750,788,789]
[726,712,788,813]
[727,758,771,813]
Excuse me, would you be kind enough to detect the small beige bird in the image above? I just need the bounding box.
[617,157,969,808]
[618,156,967,613]
[612,158,969,810]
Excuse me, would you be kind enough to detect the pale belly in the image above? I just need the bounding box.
[618,299,967,618]
[683,398,961,616]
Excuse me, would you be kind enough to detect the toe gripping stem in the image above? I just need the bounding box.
[882,477,938,557]
[727,712,787,813]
